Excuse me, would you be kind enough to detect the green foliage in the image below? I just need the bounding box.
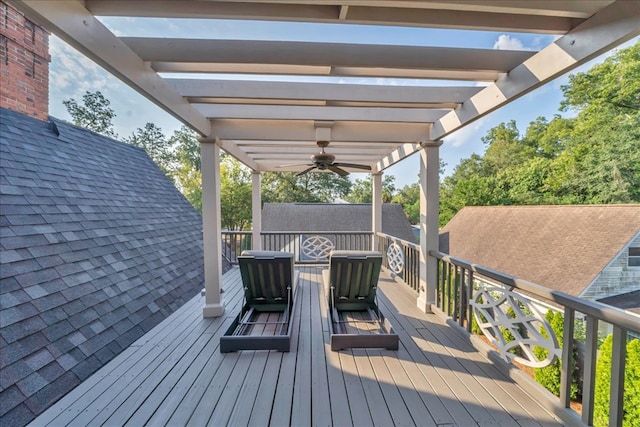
[261,172,351,204]
[500,306,522,355]
[533,310,579,400]
[439,42,640,226]
[594,336,640,427]
[62,90,118,138]
[391,182,420,224]
[220,155,252,230]
[171,126,202,211]
[343,175,396,204]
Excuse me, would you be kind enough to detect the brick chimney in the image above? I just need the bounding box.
[0,1,50,120]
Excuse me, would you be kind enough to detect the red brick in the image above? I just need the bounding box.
[0,1,50,120]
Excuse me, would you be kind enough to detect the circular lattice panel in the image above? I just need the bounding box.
[471,284,560,368]
[301,235,334,261]
[387,243,405,274]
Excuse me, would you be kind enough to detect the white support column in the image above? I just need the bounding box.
[371,172,383,251]
[251,170,262,250]
[201,140,224,317]
[417,141,442,313]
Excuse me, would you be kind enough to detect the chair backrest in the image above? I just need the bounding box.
[328,251,382,310]
[238,250,295,310]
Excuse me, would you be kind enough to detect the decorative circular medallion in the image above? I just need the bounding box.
[470,285,560,368]
[387,243,405,274]
[301,235,334,261]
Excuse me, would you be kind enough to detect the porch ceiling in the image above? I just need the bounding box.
[11,0,639,174]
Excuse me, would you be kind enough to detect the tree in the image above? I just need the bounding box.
[343,175,396,204]
[392,183,420,224]
[220,154,252,230]
[62,90,117,138]
[261,172,351,204]
[561,42,640,113]
[482,120,533,173]
[171,126,202,211]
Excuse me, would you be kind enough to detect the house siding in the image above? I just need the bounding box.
[580,232,640,302]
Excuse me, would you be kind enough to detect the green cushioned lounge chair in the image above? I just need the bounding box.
[323,250,399,351]
[220,250,298,353]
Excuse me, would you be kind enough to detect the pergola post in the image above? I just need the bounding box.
[417,141,442,313]
[251,170,262,250]
[200,139,224,317]
[371,172,383,251]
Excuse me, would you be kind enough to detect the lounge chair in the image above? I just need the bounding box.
[220,250,298,353]
[323,250,399,351]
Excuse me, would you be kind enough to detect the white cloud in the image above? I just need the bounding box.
[49,37,116,96]
[446,118,486,148]
[493,34,527,51]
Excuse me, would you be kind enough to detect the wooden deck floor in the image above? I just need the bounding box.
[29,267,564,427]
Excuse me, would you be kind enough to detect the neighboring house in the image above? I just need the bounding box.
[439,205,640,314]
[263,203,416,242]
[0,108,229,426]
[262,203,416,260]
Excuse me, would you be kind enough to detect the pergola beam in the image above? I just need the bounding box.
[167,79,483,104]
[85,0,594,33]
[210,120,429,143]
[192,104,448,123]
[122,38,535,74]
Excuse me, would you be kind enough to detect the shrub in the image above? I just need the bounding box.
[500,306,523,355]
[593,336,640,427]
[534,310,579,400]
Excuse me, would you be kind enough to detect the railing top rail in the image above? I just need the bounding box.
[430,250,640,333]
[260,231,373,235]
[376,231,420,249]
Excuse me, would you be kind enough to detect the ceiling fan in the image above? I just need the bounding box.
[280,141,372,177]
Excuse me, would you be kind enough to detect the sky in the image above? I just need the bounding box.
[47,17,637,189]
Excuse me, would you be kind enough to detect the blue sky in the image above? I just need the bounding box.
[47,18,636,188]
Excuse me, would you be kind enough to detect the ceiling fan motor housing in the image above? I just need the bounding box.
[312,152,336,166]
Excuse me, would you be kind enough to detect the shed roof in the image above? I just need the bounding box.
[0,108,217,426]
[598,290,640,316]
[439,205,640,296]
[262,203,416,243]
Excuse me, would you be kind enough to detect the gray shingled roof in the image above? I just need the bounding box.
[598,290,640,316]
[262,203,416,243]
[0,108,223,426]
[440,205,640,296]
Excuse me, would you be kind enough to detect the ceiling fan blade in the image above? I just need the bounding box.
[296,166,317,176]
[277,163,314,168]
[333,162,372,171]
[328,165,349,177]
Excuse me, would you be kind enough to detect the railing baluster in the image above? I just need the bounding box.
[582,316,598,426]
[560,307,575,408]
[452,265,459,319]
[609,326,626,427]
[466,270,474,332]
[458,268,467,327]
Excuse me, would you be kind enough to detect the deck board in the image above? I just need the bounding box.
[29,266,566,427]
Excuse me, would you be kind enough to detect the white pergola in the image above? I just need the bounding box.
[13,0,639,317]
